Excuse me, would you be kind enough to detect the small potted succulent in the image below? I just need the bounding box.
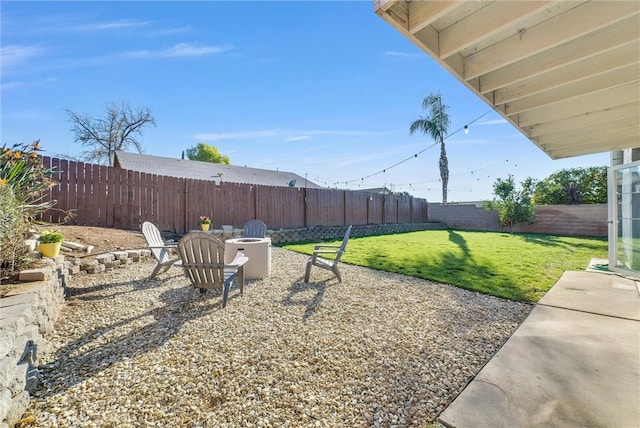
[199,216,212,231]
[37,230,65,257]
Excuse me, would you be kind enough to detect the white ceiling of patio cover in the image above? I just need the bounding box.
[375,0,640,159]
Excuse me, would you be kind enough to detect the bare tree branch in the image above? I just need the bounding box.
[66,101,156,166]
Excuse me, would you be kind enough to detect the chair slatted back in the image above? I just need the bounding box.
[142,221,172,263]
[242,219,267,238]
[178,232,227,292]
[334,225,352,265]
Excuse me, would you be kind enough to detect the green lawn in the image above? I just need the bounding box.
[281,230,608,303]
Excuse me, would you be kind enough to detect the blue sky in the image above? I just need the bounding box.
[1,1,609,202]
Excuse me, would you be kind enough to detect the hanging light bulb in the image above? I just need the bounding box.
[464,125,469,134]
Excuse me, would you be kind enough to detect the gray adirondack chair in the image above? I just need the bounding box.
[142,221,181,280]
[241,219,267,238]
[177,231,248,307]
[304,225,352,283]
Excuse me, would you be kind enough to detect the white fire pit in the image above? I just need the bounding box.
[224,237,271,280]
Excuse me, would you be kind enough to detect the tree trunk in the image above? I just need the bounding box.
[439,140,449,204]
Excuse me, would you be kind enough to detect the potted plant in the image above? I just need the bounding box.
[199,216,212,231]
[37,230,65,257]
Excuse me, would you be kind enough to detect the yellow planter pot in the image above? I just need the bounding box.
[200,223,210,231]
[39,242,62,257]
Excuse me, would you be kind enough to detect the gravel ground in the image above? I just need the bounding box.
[26,247,532,427]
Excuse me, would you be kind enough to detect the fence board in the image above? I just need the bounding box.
[170,176,182,232]
[397,196,411,223]
[160,175,173,232]
[139,172,149,223]
[68,161,79,224]
[186,179,204,231]
[369,194,384,224]
[82,162,93,225]
[88,164,98,224]
[158,175,169,231]
[383,194,398,223]
[55,158,67,222]
[105,162,115,227]
[112,167,126,229]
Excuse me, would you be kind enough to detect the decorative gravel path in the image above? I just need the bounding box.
[27,247,532,427]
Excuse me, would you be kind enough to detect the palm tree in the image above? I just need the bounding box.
[409,93,451,204]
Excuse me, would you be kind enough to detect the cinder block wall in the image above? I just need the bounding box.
[428,203,607,237]
[267,222,448,244]
[512,205,608,236]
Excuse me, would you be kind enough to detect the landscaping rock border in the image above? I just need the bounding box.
[0,249,153,427]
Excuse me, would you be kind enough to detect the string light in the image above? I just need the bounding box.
[336,106,497,185]
[303,106,505,191]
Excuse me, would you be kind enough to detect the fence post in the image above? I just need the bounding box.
[410,197,413,223]
[254,184,258,220]
[303,187,308,228]
[382,195,385,224]
[183,179,188,234]
[343,190,347,227]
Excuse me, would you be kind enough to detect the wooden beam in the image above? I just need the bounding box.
[465,2,640,80]
[526,103,640,137]
[516,82,639,126]
[479,16,639,93]
[505,64,639,114]
[537,119,639,148]
[439,1,553,59]
[546,136,640,159]
[495,42,640,104]
[408,1,460,34]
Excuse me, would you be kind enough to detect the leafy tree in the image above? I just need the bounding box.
[410,93,450,204]
[532,166,607,205]
[185,143,230,164]
[484,175,536,233]
[67,102,156,166]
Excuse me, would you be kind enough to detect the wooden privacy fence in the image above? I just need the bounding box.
[39,157,428,233]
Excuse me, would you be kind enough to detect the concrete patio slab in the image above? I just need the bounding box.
[438,271,640,428]
[539,270,640,321]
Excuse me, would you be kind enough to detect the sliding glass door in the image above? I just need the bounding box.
[610,161,640,275]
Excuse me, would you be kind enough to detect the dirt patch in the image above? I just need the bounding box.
[1,226,151,294]
[51,225,149,255]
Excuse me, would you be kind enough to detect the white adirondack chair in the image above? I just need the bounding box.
[142,221,182,280]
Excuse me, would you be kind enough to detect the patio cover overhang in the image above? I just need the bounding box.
[374,0,640,160]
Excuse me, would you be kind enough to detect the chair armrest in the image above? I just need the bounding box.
[147,244,177,249]
[313,249,340,255]
[314,244,340,250]
[226,251,249,268]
